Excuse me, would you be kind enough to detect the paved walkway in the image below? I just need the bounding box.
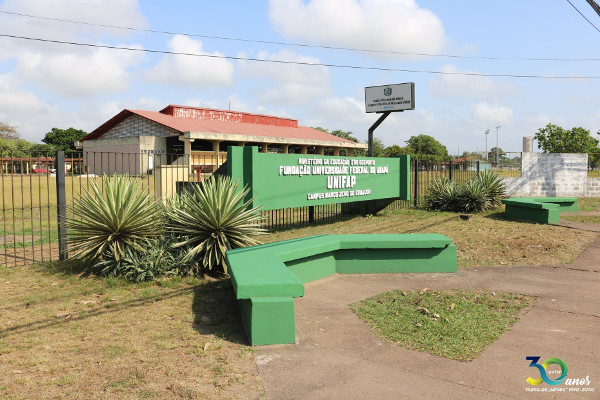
[255,238,600,399]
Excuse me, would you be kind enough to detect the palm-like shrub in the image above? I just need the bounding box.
[425,170,506,213]
[475,170,506,207]
[424,178,459,211]
[165,175,265,274]
[456,179,487,212]
[67,174,161,262]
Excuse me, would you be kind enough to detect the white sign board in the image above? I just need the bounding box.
[365,82,415,113]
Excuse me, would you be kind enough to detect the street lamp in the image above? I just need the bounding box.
[495,125,501,166]
[484,129,490,160]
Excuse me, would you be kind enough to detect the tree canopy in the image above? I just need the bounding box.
[405,134,449,162]
[0,122,19,141]
[42,127,87,151]
[534,123,599,154]
[383,145,413,158]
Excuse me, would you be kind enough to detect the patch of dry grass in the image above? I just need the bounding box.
[263,207,598,267]
[0,263,263,399]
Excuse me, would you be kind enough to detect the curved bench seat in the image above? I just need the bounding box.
[225,233,457,345]
[502,197,578,224]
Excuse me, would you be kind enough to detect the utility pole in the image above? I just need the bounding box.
[495,126,501,166]
[485,129,490,160]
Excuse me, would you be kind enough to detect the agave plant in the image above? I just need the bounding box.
[67,174,161,262]
[456,179,487,213]
[424,177,460,211]
[475,170,506,207]
[165,175,265,274]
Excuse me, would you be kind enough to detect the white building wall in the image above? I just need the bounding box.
[503,153,588,197]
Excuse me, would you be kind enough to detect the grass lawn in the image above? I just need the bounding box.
[577,197,600,212]
[561,215,600,224]
[1,204,598,398]
[263,207,599,267]
[0,263,263,400]
[350,289,534,361]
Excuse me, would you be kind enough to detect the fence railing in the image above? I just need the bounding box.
[0,150,522,267]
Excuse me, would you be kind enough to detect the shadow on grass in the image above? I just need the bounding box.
[399,216,457,234]
[2,261,249,346]
[191,280,249,346]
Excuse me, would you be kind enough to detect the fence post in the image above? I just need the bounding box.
[56,151,68,260]
[449,160,453,181]
[413,159,419,208]
[476,161,480,176]
[309,206,315,223]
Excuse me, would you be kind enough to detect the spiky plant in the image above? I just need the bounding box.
[475,170,506,207]
[424,177,460,211]
[456,179,488,213]
[165,175,265,274]
[67,174,161,262]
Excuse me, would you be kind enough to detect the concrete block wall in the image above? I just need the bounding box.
[586,178,600,197]
[503,153,589,197]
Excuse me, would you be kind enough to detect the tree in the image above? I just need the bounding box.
[383,145,413,158]
[487,147,506,163]
[313,127,360,156]
[42,127,87,151]
[534,123,599,153]
[405,134,449,163]
[0,122,19,140]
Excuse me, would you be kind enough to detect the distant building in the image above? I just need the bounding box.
[78,105,366,175]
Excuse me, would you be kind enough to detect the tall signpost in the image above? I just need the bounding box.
[364,82,415,156]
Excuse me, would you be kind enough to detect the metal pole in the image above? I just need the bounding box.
[496,125,501,166]
[485,129,490,160]
[368,111,392,156]
[56,151,68,260]
[413,159,418,208]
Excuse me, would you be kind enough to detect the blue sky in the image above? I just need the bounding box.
[0,0,599,154]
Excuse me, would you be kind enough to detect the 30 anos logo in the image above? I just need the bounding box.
[526,357,568,386]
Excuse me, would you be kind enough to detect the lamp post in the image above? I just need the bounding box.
[484,129,490,160]
[495,125,501,166]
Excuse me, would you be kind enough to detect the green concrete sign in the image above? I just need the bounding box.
[227,146,410,210]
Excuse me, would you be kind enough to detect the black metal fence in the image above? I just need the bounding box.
[0,150,522,267]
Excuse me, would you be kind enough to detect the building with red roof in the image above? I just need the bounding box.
[79,105,366,176]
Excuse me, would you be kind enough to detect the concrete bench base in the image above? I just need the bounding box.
[226,234,457,345]
[502,197,578,224]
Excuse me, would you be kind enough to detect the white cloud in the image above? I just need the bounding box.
[0,0,147,40]
[429,64,519,100]
[16,46,145,98]
[268,0,445,54]
[472,102,513,124]
[146,35,234,88]
[238,50,332,105]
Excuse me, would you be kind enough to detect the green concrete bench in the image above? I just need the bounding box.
[225,234,457,345]
[502,197,578,224]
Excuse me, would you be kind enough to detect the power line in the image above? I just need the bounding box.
[2,33,599,79]
[1,9,600,62]
[566,0,600,33]
[585,0,600,18]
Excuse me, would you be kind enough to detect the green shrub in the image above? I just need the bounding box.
[165,175,265,275]
[456,179,487,212]
[67,174,161,262]
[425,171,506,213]
[475,170,506,207]
[424,178,459,211]
[90,236,187,282]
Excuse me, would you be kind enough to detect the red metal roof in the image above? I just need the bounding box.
[82,106,357,145]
